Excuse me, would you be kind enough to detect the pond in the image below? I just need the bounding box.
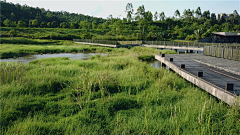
[0,53,106,63]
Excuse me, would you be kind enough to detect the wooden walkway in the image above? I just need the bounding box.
[143,44,203,51]
[155,54,240,106]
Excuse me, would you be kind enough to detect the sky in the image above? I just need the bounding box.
[4,0,240,19]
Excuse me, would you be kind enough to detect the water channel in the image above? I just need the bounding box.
[0,53,106,63]
[1,53,166,69]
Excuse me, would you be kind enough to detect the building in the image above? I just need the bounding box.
[216,13,231,20]
[211,32,240,43]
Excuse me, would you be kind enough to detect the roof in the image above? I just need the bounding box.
[212,32,240,36]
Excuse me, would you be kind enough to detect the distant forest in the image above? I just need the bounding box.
[0,1,106,27]
[1,1,240,41]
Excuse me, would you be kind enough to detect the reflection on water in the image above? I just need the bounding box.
[149,61,169,70]
[149,61,162,69]
[0,53,106,63]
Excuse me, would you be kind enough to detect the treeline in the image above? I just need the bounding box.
[1,1,240,41]
[0,1,106,28]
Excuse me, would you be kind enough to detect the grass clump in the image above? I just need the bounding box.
[138,55,155,61]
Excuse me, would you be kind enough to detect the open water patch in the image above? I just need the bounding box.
[0,53,106,63]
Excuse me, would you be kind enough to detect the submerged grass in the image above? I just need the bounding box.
[0,39,239,134]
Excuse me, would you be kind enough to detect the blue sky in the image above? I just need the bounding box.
[6,0,240,19]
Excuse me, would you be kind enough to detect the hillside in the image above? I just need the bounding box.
[0,1,106,27]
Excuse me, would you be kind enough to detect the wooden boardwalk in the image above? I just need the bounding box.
[143,44,203,51]
[155,54,240,106]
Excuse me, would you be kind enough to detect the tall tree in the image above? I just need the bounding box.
[135,5,145,35]
[210,13,216,25]
[233,10,240,24]
[202,10,210,20]
[174,9,180,19]
[195,7,201,19]
[145,11,153,22]
[220,13,227,24]
[3,19,11,27]
[154,11,158,21]
[159,12,165,21]
[125,3,134,22]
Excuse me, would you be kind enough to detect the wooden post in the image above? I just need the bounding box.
[225,83,234,91]
[222,47,224,58]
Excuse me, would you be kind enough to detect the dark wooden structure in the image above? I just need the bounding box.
[211,32,240,43]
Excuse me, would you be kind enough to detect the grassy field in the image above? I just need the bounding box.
[1,38,240,134]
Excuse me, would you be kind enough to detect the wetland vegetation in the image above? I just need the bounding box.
[1,1,240,134]
[1,38,240,134]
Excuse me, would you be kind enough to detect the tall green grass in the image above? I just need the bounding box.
[1,48,239,134]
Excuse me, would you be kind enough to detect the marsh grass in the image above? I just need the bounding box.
[1,42,239,134]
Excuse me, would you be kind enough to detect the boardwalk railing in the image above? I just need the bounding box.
[143,41,240,47]
[73,39,240,47]
[203,46,240,61]
[74,39,118,45]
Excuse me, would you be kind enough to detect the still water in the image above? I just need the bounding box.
[0,53,106,63]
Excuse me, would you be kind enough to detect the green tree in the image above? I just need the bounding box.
[220,13,227,24]
[10,12,15,21]
[154,11,158,21]
[194,28,203,40]
[60,22,68,28]
[145,11,153,22]
[29,19,33,27]
[51,21,58,28]
[135,5,145,36]
[113,20,123,34]
[3,19,11,27]
[92,21,97,29]
[174,10,180,19]
[40,21,47,28]
[79,20,90,32]
[140,18,148,36]
[210,13,216,25]
[195,7,201,19]
[159,12,165,21]
[9,29,15,40]
[32,19,38,27]
[125,3,134,22]
[47,22,51,28]
[183,9,193,22]
[204,20,211,29]
[70,22,78,29]
[122,18,128,23]
[17,20,26,27]
[202,10,210,20]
